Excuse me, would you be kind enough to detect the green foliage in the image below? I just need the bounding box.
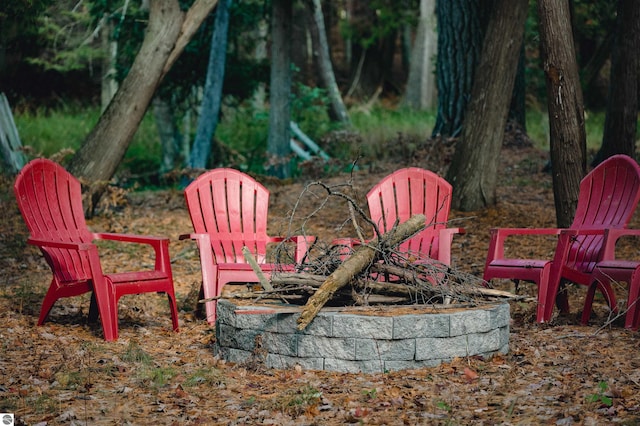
[586,381,613,407]
[271,385,323,417]
[216,99,270,172]
[14,105,160,177]
[0,0,52,38]
[144,366,177,388]
[183,368,225,387]
[436,400,452,412]
[14,105,98,158]
[26,2,104,73]
[121,340,153,364]
[362,388,378,400]
[349,105,436,161]
[341,0,419,49]
[291,82,335,142]
[526,107,606,151]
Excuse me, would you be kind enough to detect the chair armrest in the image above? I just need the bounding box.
[599,228,640,260]
[486,227,562,263]
[27,237,94,251]
[437,227,465,265]
[269,235,316,263]
[94,232,168,245]
[93,232,171,272]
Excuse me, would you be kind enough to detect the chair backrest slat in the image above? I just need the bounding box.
[184,168,271,264]
[366,167,453,258]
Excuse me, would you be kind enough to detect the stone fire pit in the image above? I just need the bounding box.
[215,299,510,373]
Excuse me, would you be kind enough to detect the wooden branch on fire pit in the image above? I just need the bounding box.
[296,214,427,330]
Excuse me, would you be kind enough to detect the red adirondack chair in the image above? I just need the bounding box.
[483,154,640,323]
[335,167,465,273]
[182,168,313,324]
[581,228,640,330]
[14,158,179,341]
[365,167,464,265]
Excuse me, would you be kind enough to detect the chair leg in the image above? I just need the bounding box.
[165,290,180,332]
[536,263,553,323]
[93,276,119,341]
[581,281,600,325]
[38,279,60,326]
[625,268,640,330]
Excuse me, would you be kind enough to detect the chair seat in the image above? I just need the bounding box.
[488,259,550,269]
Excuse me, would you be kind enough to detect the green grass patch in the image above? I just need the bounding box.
[14,105,160,174]
[351,105,436,150]
[183,367,225,387]
[120,340,153,365]
[14,101,616,183]
[526,107,606,151]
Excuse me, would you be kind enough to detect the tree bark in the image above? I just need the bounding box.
[446,0,528,211]
[537,0,587,227]
[266,0,293,178]
[403,0,437,110]
[297,214,426,330]
[592,0,639,166]
[431,0,486,138]
[304,0,351,126]
[68,0,217,211]
[152,95,180,174]
[189,0,232,169]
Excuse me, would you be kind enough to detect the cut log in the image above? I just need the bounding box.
[297,214,426,330]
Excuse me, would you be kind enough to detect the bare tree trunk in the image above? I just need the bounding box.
[152,96,180,174]
[592,0,639,166]
[266,0,293,178]
[304,0,351,126]
[537,0,587,227]
[189,0,232,169]
[68,0,217,211]
[446,0,528,211]
[403,0,437,110]
[100,15,118,113]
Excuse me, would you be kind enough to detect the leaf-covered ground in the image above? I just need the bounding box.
[2,145,640,425]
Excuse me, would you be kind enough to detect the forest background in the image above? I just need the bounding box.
[1,1,633,194]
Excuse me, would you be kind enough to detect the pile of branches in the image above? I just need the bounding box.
[234,213,526,331]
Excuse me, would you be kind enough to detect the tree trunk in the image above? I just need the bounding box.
[152,95,180,174]
[266,0,293,178]
[537,0,587,228]
[446,0,528,211]
[68,0,217,211]
[431,0,485,138]
[189,0,232,169]
[403,0,437,110]
[304,0,351,126]
[592,0,639,166]
[100,15,118,113]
